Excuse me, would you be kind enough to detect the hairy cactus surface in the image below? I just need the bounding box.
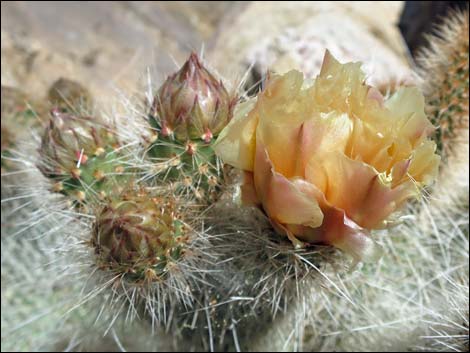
[1,86,45,174]
[417,9,469,159]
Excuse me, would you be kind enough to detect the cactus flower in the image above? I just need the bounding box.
[214,51,440,260]
[150,52,236,143]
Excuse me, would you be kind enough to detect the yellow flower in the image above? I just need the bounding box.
[214,51,440,260]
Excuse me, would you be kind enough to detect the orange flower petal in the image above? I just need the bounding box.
[254,142,323,229]
[311,153,418,229]
[295,112,352,178]
[390,159,412,187]
[313,50,368,115]
[320,209,378,262]
[385,87,435,145]
[256,70,310,178]
[283,207,378,262]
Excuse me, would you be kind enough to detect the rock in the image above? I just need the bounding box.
[208,2,412,92]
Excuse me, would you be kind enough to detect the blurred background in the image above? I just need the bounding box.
[1,1,467,105]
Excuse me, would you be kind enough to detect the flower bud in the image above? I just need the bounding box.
[38,109,126,206]
[150,52,236,143]
[39,109,118,178]
[48,78,93,113]
[92,190,190,281]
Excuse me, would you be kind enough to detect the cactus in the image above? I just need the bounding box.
[2,77,93,173]
[412,9,469,352]
[416,9,469,159]
[91,188,191,283]
[35,78,130,208]
[147,52,237,202]
[1,86,45,174]
[1,39,468,353]
[37,109,129,208]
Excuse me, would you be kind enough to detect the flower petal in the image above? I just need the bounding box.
[253,142,323,229]
[391,158,412,187]
[309,153,418,229]
[296,111,352,181]
[408,140,440,186]
[214,99,258,171]
[321,209,378,262]
[385,87,435,145]
[284,207,378,262]
[256,70,310,178]
[296,112,352,192]
[313,50,368,115]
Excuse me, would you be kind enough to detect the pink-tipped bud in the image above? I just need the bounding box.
[160,123,173,138]
[38,110,119,179]
[150,52,236,143]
